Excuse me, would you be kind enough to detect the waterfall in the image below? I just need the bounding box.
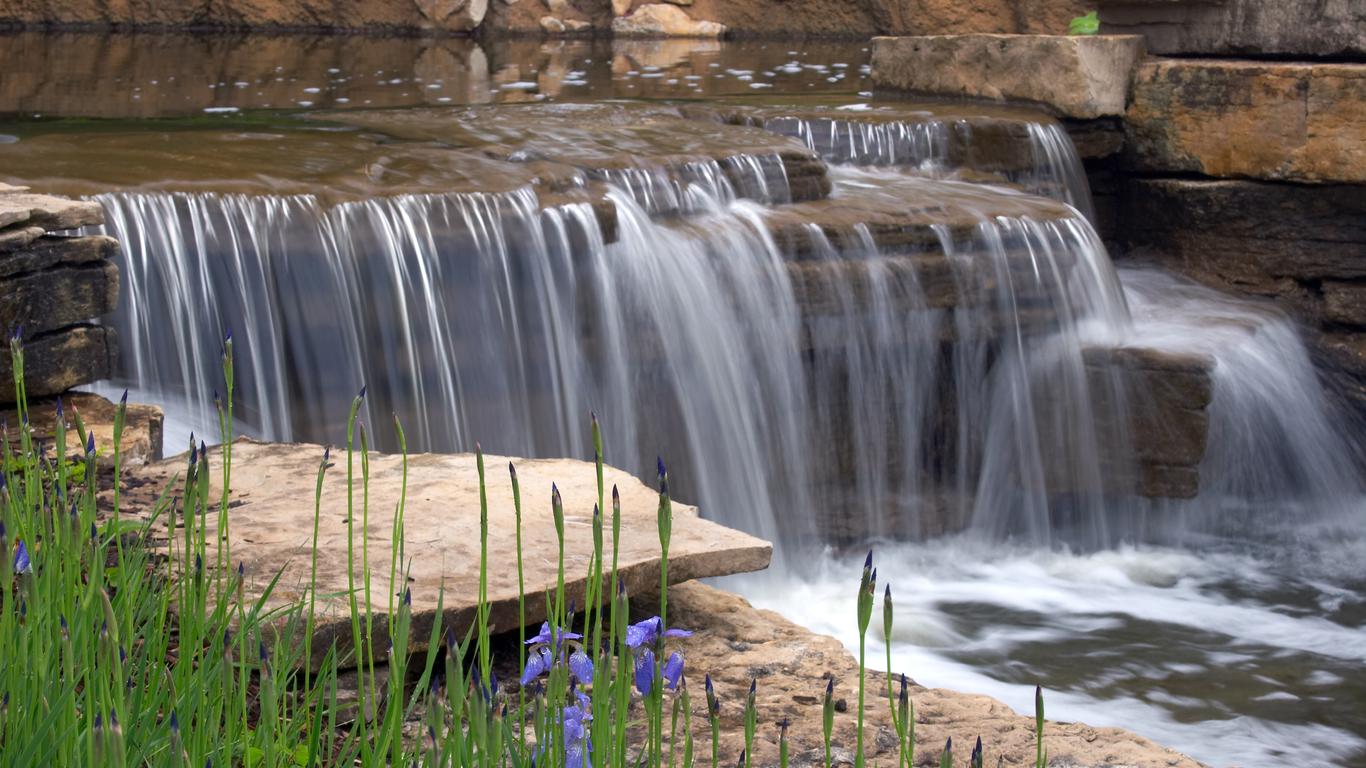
[750,114,1094,218]
[89,114,1359,555]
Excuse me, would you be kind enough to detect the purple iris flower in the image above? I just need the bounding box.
[13,539,30,574]
[625,616,692,649]
[562,697,593,768]
[633,647,655,696]
[525,621,582,647]
[568,650,594,685]
[520,647,553,687]
[663,651,685,691]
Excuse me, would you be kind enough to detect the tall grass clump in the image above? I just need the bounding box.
[0,331,1046,765]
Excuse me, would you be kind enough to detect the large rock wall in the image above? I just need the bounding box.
[0,0,487,31]
[1098,0,1366,58]
[0,0,1088,36]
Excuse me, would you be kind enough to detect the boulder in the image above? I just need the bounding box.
[871,35,1145,119]
[611,3,725,37]
[0,325,118,402]
[1098,0,1366,57]
[656,581,1203,768]
[120,439,773,669]
[1127,59,1366,184]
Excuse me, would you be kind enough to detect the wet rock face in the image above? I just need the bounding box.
[1126,59,1366,184]
[0,185,120,402]
[1116,178,1366,409]
[1099,0,1366,58]
[119,439,773,671]
[870,35,1146,119]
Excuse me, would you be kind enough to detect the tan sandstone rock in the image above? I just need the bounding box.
[871,34,1146,119]
[612,3,724,37]
[1127,59,1366,184]
[121,439,772,669]
[1,391,164,468]
[0,191,104,231]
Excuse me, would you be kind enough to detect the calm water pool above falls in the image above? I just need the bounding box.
[2,33,1362,768]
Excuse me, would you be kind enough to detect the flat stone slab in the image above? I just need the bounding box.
[871,35,1145,119]
[1127,59,1366,184]
[0,191,104,231]
[122,439,773,668]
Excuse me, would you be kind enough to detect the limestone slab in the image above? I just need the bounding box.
[870,35,1145,119]
[0,325,118,401]
[0,262,119,336]
[0,235,119,279]
[1127,59,1366,184]
[122,439,772,668]
[0,225,45,253]
[0,192,104,231]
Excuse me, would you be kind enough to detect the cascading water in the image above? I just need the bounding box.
[60,82,1363,768]
[737,110,1095,218]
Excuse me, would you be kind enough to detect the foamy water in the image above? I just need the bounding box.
[738,519,1366,768]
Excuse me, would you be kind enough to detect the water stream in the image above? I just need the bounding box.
[3,33,1362,767]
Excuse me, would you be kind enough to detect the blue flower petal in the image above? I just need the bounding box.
[634,648,655,696]
[569,650,594,685]
[13,540,30,574]
[664,651,685,690]
[663,628,693,639]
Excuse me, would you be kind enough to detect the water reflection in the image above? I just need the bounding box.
[0,31,872,119]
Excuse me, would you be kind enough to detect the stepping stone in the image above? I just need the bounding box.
[121,439,773,669]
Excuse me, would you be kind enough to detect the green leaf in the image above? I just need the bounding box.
[292,743,310,766]
[1068,10,1100,35]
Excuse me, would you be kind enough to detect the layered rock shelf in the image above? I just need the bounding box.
[0,183,118,401]
[1126,59,1366,184]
